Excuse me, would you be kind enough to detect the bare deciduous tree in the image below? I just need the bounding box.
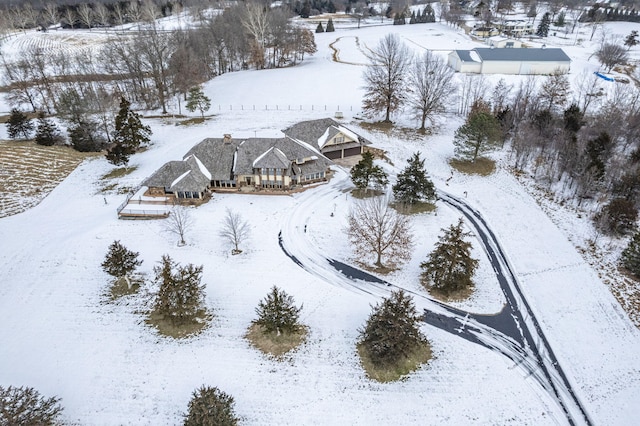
[63,7,76,29]
[77,3,94,30]
[407,50,456,131]
[165,205,194,246]
[219,208,250,254]
[362,33,411,123]
[457,74,488,115]
[242,2,270,69]
[94,3,111,29]
[141,0,161,23]
[596,43,629,72]
[347,196,413,269]
[43,3,61,28]
[539,71,571,111]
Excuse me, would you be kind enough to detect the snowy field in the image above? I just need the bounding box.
[1,15,640,425]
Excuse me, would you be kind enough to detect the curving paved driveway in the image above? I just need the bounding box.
[279,169,592,426]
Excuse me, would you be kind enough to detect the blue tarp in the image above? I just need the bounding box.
[594,72,615,82]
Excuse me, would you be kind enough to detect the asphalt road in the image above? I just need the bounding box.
[278,172,592,425]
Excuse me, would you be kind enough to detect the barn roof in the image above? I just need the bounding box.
[474,47,571,62]
[452,50,479,62]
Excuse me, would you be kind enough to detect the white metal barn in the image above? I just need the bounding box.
[448,48,571,75]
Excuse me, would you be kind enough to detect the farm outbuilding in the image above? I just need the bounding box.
[448,48,571,75]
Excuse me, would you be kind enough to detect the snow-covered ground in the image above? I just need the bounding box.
[1,15,640,426]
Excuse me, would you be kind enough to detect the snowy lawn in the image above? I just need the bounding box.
[1,18,640,426]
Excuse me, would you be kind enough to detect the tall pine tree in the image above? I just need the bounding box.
[536,12,551,37]
[392,152,436,204]
[326,17,335,32]
[621,231,640,278]
[6,108,34,140]
[185,86,211,118]
[420,219,478,296]
[253,286,302,335]
[107,97,151,166]
[350,151,388,192]
[358,290,426,367]
[153,255,206,326]
[453,100,502,162]
[101,240,142,279]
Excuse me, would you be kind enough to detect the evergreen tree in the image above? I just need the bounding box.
[554,10,565,26]
[68,119,106,152]
[315,22,324,33]
[114,97,151,150]
[106,143,134,166]
[253,286,302,335]
[625,30,639,50]
[350,151,389,191]
[621,231,640,278]
[527,3,537,18]
[536,12,551,37]
[585,132,612,181]
[358,290,426,367]
[300,0,311,18]
[563,104,584,133]
[185,86,212,118]
[326,17,335,32]
[420,219,479,295]
[453,100,502,162]
[101,240,142,279]
[392,152,436,204]
[0,385,63,426]
[154,255,206,326]
[184,386,239,426]
[6,108,34,140]
[34,113,63,146]
[409,11,416,24]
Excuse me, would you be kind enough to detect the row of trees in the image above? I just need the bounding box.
[361,34,456,129]
[1,2,316,124]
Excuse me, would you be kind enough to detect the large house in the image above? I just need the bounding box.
[448,47,571,75]
[144,135,334,199]
[140,118,371,201]
[283,118,371,160]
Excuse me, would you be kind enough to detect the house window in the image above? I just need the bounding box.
[335,136,344,144]
[275,168,282,175]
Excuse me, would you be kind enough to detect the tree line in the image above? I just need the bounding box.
[1,1,316,152]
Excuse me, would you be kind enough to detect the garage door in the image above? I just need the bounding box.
[325,150,343,160]
[344,147,362,157]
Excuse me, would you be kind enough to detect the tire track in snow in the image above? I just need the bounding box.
[279,168,592,426]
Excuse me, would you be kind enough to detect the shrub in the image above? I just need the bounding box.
[0,385,63,426]
[184,386,239,426]
[358,290,426,368]
[253,286,302,335]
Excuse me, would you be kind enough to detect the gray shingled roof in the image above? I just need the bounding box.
[453,50,478,62]
[234,137,332,176]
[253,147,290,169]
[282,118,371,150]
[184,138,238,181]
[144,161,191,188]
[143,159,209,193]
[474,47,571,62]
